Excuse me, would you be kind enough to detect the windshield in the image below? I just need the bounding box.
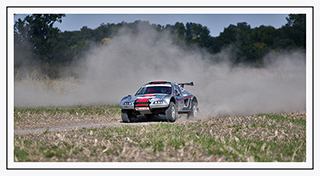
[135,86,172,95]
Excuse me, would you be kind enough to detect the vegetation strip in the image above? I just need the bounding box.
[14,107,306,162]
[14,105,121,130]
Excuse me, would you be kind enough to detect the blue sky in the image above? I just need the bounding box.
[14,14,289,37]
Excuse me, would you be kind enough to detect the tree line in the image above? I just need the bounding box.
[14,14,306,78]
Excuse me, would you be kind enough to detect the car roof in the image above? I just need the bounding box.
[145,81,172,85]
[146,81,170,84]
[145,84,171,87]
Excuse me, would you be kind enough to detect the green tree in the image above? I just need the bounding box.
[14,14,67,78]
[213,22,255,65]
[185,22,211,48]
[24,14,66,63]
[248,26,277,63]
[94,23,112,42]
[174,22,186,39]
[283,14,306,49]
[14,17,38,77]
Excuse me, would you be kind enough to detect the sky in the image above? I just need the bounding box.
[14,14,289,37]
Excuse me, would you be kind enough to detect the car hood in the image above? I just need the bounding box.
[121,94,170,103]
[133,94,169,101]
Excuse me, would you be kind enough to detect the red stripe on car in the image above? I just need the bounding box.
[137,98,149,103]
[178,95,192,100]
[136,104,148,107]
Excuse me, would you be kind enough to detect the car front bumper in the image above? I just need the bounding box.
[120,103,169,111]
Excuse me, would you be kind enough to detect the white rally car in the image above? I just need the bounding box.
[119,81,198,122]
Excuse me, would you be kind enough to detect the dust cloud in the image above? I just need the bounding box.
[14,22,306,117]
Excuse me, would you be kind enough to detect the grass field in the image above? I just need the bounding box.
[14,106,306,162]
[14,105,121,130]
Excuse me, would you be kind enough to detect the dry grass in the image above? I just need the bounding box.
[14,107,306,162]
[14,105,120,130]
[15,70,83,95]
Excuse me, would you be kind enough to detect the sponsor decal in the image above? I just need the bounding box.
[135,107,150,111]
[136,94,155,99]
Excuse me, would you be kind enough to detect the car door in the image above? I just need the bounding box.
[173,84,185,112]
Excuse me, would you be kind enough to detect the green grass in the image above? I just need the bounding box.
[256,113,306,127]
[14,147,29,161]
[14,105,121,117]
[14,105,121,127]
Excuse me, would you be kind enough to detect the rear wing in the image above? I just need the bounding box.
[178,82,194,88]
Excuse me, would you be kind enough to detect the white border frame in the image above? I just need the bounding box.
[7,7,313,170]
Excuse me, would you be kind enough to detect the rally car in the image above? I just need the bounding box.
[119,81,198,122]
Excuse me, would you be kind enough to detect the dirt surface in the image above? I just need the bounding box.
[14,111,306,136]
[14,113,197,135]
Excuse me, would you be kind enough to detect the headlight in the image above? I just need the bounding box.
[124,102,133,105]
[153,100,164,104]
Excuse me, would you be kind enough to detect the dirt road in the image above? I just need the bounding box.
[14,114,196,135]
[14,110,306,135]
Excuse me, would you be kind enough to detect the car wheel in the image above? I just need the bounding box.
[187,100,198,118]
[145,114,152,119]
[165,102,176,122]
[121,110,132,123]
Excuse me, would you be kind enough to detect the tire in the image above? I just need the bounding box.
[165,102,176,122]
[121,110,132,123]
[145,114,152,119]
[187,100,198,118]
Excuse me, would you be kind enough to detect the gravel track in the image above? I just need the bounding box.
[14,111,306,135]
[14,113,196,135]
